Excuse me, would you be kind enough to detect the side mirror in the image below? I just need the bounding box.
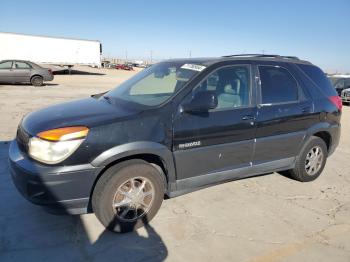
[183,91,218,113]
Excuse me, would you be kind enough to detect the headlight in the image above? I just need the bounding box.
[28,126,89,164]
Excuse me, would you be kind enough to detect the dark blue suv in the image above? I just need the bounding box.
[9,54,342,232]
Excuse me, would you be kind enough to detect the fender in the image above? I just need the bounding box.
[91,141,177,189]
[306,122,332,136]
[299,121,340,155]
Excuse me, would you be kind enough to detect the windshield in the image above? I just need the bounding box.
[105,61,204,107]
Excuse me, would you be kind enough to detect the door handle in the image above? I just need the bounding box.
[242,115,255,120]
[301,106,311,113]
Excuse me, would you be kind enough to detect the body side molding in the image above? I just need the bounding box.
[173,157,295,195]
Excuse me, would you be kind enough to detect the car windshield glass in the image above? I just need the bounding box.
[329,77,341,85]
[105,62,204,107]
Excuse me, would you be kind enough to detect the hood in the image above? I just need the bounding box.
[22,97,140,136]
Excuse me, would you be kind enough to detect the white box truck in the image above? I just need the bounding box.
[0,32,102,67]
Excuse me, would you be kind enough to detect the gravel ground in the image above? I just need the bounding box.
[0,66,349,262]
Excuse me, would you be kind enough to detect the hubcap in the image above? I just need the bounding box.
[112,177,154,222]
[305,146,324,176]
[34,78,42,85]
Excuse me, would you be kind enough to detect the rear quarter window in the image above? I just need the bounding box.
[297,64,337,97]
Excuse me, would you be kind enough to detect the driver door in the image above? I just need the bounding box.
[173,64,257,186]
[12,61,32,83]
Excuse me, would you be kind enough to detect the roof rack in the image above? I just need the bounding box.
[222,54,300,60]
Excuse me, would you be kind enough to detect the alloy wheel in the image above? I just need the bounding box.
[112,177,155,222]
[305,145,324,176]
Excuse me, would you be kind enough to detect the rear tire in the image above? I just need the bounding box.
[30,76,44,86]
[92,160,165,233]
[288,136,328,182]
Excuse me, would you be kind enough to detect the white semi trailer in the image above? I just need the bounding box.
[0,32,102,67]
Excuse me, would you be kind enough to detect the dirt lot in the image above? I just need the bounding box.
[0,66,349,262]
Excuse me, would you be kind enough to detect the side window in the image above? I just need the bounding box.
[297,64,337,96]
[345,79,350,87]
[192,65,251,110]
[0,61,13,69]
[259,66,298,104]
[334,79,345,89]
[14,62,31,69]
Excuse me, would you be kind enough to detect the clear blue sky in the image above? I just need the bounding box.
[1,0,349,72]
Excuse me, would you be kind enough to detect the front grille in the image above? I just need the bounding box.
[16,125,30,153]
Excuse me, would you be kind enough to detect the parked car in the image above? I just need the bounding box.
[105,63,116,69]
[340,88,350,104]
[0,60,54,86]
[115,64,133,70]
[332,76,350,96]
[9,54,341,233]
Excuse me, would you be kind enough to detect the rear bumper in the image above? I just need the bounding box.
[9,140,103,214]
[43,75,54,81]
[328,124,341,156]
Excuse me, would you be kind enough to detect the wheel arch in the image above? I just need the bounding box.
[305,122,334,152]
[313,131,331,151]
[88,142,176,211]
[30,74,43,81]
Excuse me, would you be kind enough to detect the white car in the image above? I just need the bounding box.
[341,88,350,104]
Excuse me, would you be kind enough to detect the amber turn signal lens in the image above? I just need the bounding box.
[37,126,89,141]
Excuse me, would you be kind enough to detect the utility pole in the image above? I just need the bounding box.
[189,50,192,58]
[125,50,128,62]
[150,50,153,64]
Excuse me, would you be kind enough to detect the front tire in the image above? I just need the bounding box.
[288,136,328,182]
[92,160,165,233]
[30,76,44,86]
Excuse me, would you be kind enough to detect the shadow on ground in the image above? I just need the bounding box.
[0,83,59,86]
[0,141,167,261]
[53,69,105,76]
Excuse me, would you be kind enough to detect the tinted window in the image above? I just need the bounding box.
[192,65,250,110]
[14,61,31,69]
[297,64,337,96]
[259,66,298,104]
[345,79,350,87]
[0,61,13,69]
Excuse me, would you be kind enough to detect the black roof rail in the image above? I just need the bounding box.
[282,56,300,60]
[222,54,268,57]
[222,54,300,60]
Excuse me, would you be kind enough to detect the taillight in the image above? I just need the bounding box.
[328,96,342,112]
[48,69,53,75]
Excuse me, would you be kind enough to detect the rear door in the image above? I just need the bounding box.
[0,61,14,83]
[13,61,32,82]
[253,62,313,165]
[173,64,257,182]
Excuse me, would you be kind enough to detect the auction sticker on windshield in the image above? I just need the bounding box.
[181,64,206,72]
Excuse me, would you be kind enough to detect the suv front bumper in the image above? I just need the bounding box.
[9,140,103,214]
[341,96,350,103]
